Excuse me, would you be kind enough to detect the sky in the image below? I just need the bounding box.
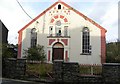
[0,0,119,44]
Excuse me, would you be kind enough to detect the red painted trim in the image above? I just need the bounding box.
[17,32,22,58]
[48,50,50,61]
[65,51,68,61]
[18,1,59,33]
[61,39,68,46]
[64,18,68,22]
[57,39,59,42]
[49,39,55,45]
[60,1,107,32]
[50,18,55,23]
[101,30,106,63]
[60,15,64,19]
[54,15,59,19]
[18,0,106,34]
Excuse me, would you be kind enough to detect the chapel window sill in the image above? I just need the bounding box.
[80,53,91,55]
[47,35,70,38]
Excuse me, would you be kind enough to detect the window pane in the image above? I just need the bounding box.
[82,27,91,54]
[49,26,53,36]
[31,28,37,47]
[58,4,61,9]
[64,26,68,36]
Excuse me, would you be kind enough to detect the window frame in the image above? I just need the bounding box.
[64,26,68,36]
[31,28,37,47]
[58,4,61,9]
[81,27,91,55]
[49,26,53,36]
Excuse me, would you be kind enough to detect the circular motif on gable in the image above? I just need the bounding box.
[56,20,61,26]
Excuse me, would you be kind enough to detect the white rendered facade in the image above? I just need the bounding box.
[18,1,106,64]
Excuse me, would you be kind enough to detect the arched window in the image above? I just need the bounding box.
[82,27,91,54]
[55,20,61,36]
[31,28,37,47]
[58,4,61,9]
[49,26,53,36]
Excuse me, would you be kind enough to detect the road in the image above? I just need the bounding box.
[1,78,45,84]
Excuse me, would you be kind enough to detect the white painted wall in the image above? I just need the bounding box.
[21,2,102,64]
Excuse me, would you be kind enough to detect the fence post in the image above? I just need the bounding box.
[53,60,63,82]
[91,65,93,75]
[16,58,26,78]
[63,62,79,83]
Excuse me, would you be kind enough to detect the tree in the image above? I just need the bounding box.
[106,41,120,63]
[2,43,18,59]
[24,45,46,62]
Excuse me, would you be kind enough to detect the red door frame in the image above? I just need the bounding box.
[52,42,64,61]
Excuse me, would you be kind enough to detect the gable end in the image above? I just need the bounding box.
[18,0,107,34]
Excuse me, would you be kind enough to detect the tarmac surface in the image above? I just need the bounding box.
[1,78,45,84]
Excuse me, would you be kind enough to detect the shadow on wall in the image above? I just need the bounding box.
[18,28,49,58]
[69,27,106,64]
[18,27,106,63]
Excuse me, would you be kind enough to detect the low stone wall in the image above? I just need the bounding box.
[3,58,26,79]
[53,60,63,82]
[53,60,79,83]
[3,59,120,83]
[53,61,120,83]
[102,63,120,83]
[63,62,79,82]
[79,76,103,83]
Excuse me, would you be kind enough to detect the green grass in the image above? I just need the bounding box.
[26,63,53,78]
[26,63,102,78]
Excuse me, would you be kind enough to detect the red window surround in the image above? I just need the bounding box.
[48,50,50,61]
[50,18,55,23]
[49,39,55,45]
[65,51,68,61]
[61,39,68,46]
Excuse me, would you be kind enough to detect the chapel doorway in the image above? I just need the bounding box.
[52,42,64,61]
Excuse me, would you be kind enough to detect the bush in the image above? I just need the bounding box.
[24,45,46,62]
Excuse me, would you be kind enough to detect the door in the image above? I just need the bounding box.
[53,48,64,61]
[52,42,64,61]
